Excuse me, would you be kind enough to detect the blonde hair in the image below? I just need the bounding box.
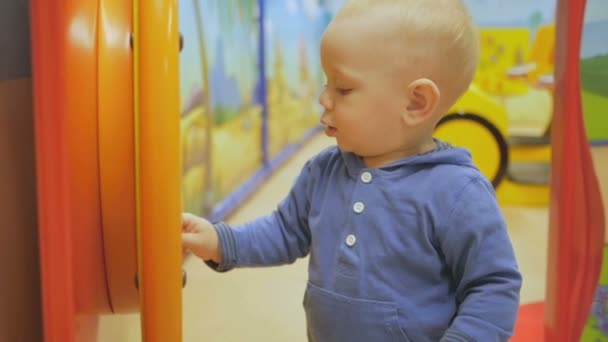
[335,0,480,110]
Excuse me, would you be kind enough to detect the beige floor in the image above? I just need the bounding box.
[99,135,608,342]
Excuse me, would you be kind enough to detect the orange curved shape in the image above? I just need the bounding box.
[63,0,112,319]
[31,0,111,341]
[134,0,183,340]
[98,0,140,313]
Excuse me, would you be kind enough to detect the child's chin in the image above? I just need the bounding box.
[335,141,352,152]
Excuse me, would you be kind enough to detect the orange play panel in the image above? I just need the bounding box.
[31,0,183,341]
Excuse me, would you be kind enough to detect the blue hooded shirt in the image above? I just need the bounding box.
[210,141,522,342]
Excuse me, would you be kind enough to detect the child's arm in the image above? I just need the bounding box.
[437,177,522,342]
[201,158,315,272]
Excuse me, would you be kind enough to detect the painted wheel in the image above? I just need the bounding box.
[434,113,509,188]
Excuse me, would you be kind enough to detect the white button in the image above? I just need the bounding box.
[353,202,365,214]
[360,171,372,183]
[346,234,357,247]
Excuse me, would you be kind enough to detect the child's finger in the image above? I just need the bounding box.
[181,212,198,233]
[181,232,199,250]
[182,247,190,260]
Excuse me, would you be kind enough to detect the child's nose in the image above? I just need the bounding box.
[318,88,334,111]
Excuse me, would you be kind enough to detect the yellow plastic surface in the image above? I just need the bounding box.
[497,179,550,207]
[134,0,183,340]
[449,84,510,138]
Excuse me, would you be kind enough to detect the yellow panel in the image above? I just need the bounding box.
[529,24,555,71]
[510,145,551,163]
[496,179,550,207]
[134,0,182,341]
[478,28,531,73]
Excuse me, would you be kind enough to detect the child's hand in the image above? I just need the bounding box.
[181,213,221,263]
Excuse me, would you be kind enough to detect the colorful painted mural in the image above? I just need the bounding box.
[584,246,608,341]
[179,1,262,216]
[264,0,329,157]
[581,1,608,339]
[178,0,339,218]
[465,0,608,141]
[462,0,555,138]
[580,0,608,142]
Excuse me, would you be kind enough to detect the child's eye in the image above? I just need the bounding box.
[336,88,353,95]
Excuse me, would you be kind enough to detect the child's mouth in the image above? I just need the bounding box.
[324,125,337,137]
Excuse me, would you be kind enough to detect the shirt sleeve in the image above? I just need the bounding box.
[206,158,314,272]
[437,177,522,342]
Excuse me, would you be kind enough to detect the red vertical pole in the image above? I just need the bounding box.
[545,0,605,341]
[29,1,76,341]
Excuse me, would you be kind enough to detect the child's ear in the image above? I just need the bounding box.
[402,78,440,126]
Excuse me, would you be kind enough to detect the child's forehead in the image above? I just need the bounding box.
[321,18,427,63]
[320,41,423,83]
[322,11,440,54]
[321,17,395,54]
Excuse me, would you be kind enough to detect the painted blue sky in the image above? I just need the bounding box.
[265,0,329,88]
[179,1,259,109]
[462,0,608,57]
[581,0,608,57]
[465,0,608,27]
[463,0,555,26]
[303,0,558,26]
[584,0,608,23]
[317,0,608,26]
[284,0,608,58]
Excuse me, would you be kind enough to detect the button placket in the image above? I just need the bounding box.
[337,173,370,266]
